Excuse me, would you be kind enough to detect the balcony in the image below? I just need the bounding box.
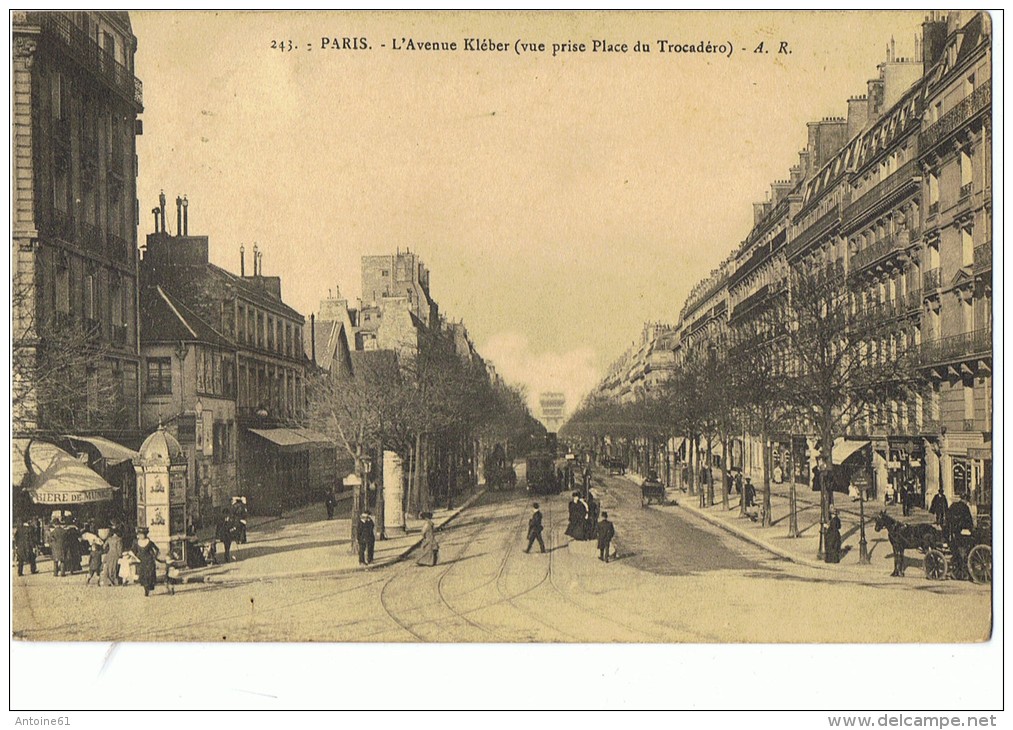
[862,299,902,323]
[920,85,991,152]
[906,289,922,311]
[973,242,991,273]
[851,236,904,272]
[920,418,942,434]
[788,203,841,258]
[917,328,992,368]
[844,160,920,224]
[35,13,143,110]
[963,418,976,432]
[923,267,941,291]
[960,182,973,200]
[927,201,940,217]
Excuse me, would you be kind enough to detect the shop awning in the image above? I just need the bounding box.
[248,428,334,453]
[13,439,116,504]
[832,438,870,465]
[61,435,139,466]
[12,439,30,487]
[291,428,334,446]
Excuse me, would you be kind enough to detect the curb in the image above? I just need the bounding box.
[673,500,830,571]
[617,472,832,571]
[185,489,487,585]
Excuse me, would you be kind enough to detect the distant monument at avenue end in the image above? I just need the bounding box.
[539,392,566,433]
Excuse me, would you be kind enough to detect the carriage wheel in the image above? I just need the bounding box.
[967,545,992,585]
[924,549,948,581]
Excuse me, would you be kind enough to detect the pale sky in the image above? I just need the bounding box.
[132,11,926,416]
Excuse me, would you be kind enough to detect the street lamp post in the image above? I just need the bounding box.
[858,467,870,564]
[816,456,828,561]
[787,449,799,538]
[345,472,362,556]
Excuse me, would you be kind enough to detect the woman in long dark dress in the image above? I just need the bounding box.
[132,528,161,596]
[565,492,587,540]
[824,509,842,564]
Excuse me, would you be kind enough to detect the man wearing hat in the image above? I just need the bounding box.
[947,492,975,580]
[357,510,376,565]
[524,503,545,554]
[597,511,616,563]
[14,521,38,576]
[49,518,68,577]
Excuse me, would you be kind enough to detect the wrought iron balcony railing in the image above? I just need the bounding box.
[906,289,922,311]
[844,160,920,224]
[960,182,973,200]
[851,235,903,272]
[963,418,976,432]
[917,328,992,367]
[928,201,940,217]
[35,13,143,109]
[923,267,941,291]
[920,85,991,151]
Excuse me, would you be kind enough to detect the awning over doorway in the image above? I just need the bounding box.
[13,439,116,504]
[248,428,335,453]
[832,438,870,465]
[61,435,139,465]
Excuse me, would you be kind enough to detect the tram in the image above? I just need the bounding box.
[525,453,560,495]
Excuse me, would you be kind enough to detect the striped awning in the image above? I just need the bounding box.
[13,439,116,504]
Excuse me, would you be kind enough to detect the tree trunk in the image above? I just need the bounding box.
[419,433,431,514]
[687,434,695,496]
[351,445,363,556]
[761,429,772,527]
[706,434,715,507]
[721,433,729,510]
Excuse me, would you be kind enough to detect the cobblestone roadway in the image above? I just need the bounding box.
[12,476,990,643]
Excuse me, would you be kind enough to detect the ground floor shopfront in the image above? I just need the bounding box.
[239,426,338,516]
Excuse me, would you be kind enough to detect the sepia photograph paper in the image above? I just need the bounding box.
[8,8,1002,714]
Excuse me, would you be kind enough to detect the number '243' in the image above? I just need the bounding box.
[271,40,294,51]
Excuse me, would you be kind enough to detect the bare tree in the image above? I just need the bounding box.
[728,302,793,527]
[778,262,918,558]
[12,278,127,435]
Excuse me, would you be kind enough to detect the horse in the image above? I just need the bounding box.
[873,512,944,577]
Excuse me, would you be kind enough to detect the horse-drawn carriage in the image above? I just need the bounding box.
[640,472,666,507]
[924,517,992,584]
[874,511,991,584]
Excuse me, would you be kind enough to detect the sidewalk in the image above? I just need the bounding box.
[180,490,486,584]
[617,469,940,577]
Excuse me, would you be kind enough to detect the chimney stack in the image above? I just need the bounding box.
[240,244,246,277]
[175,196,182,237]
[182,196,189,236]
[310,313,316,364]
[159,190,166,233]
[921,14,948,69]
[152,206,160,233]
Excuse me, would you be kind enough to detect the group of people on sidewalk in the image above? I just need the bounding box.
[12,518,183,597]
